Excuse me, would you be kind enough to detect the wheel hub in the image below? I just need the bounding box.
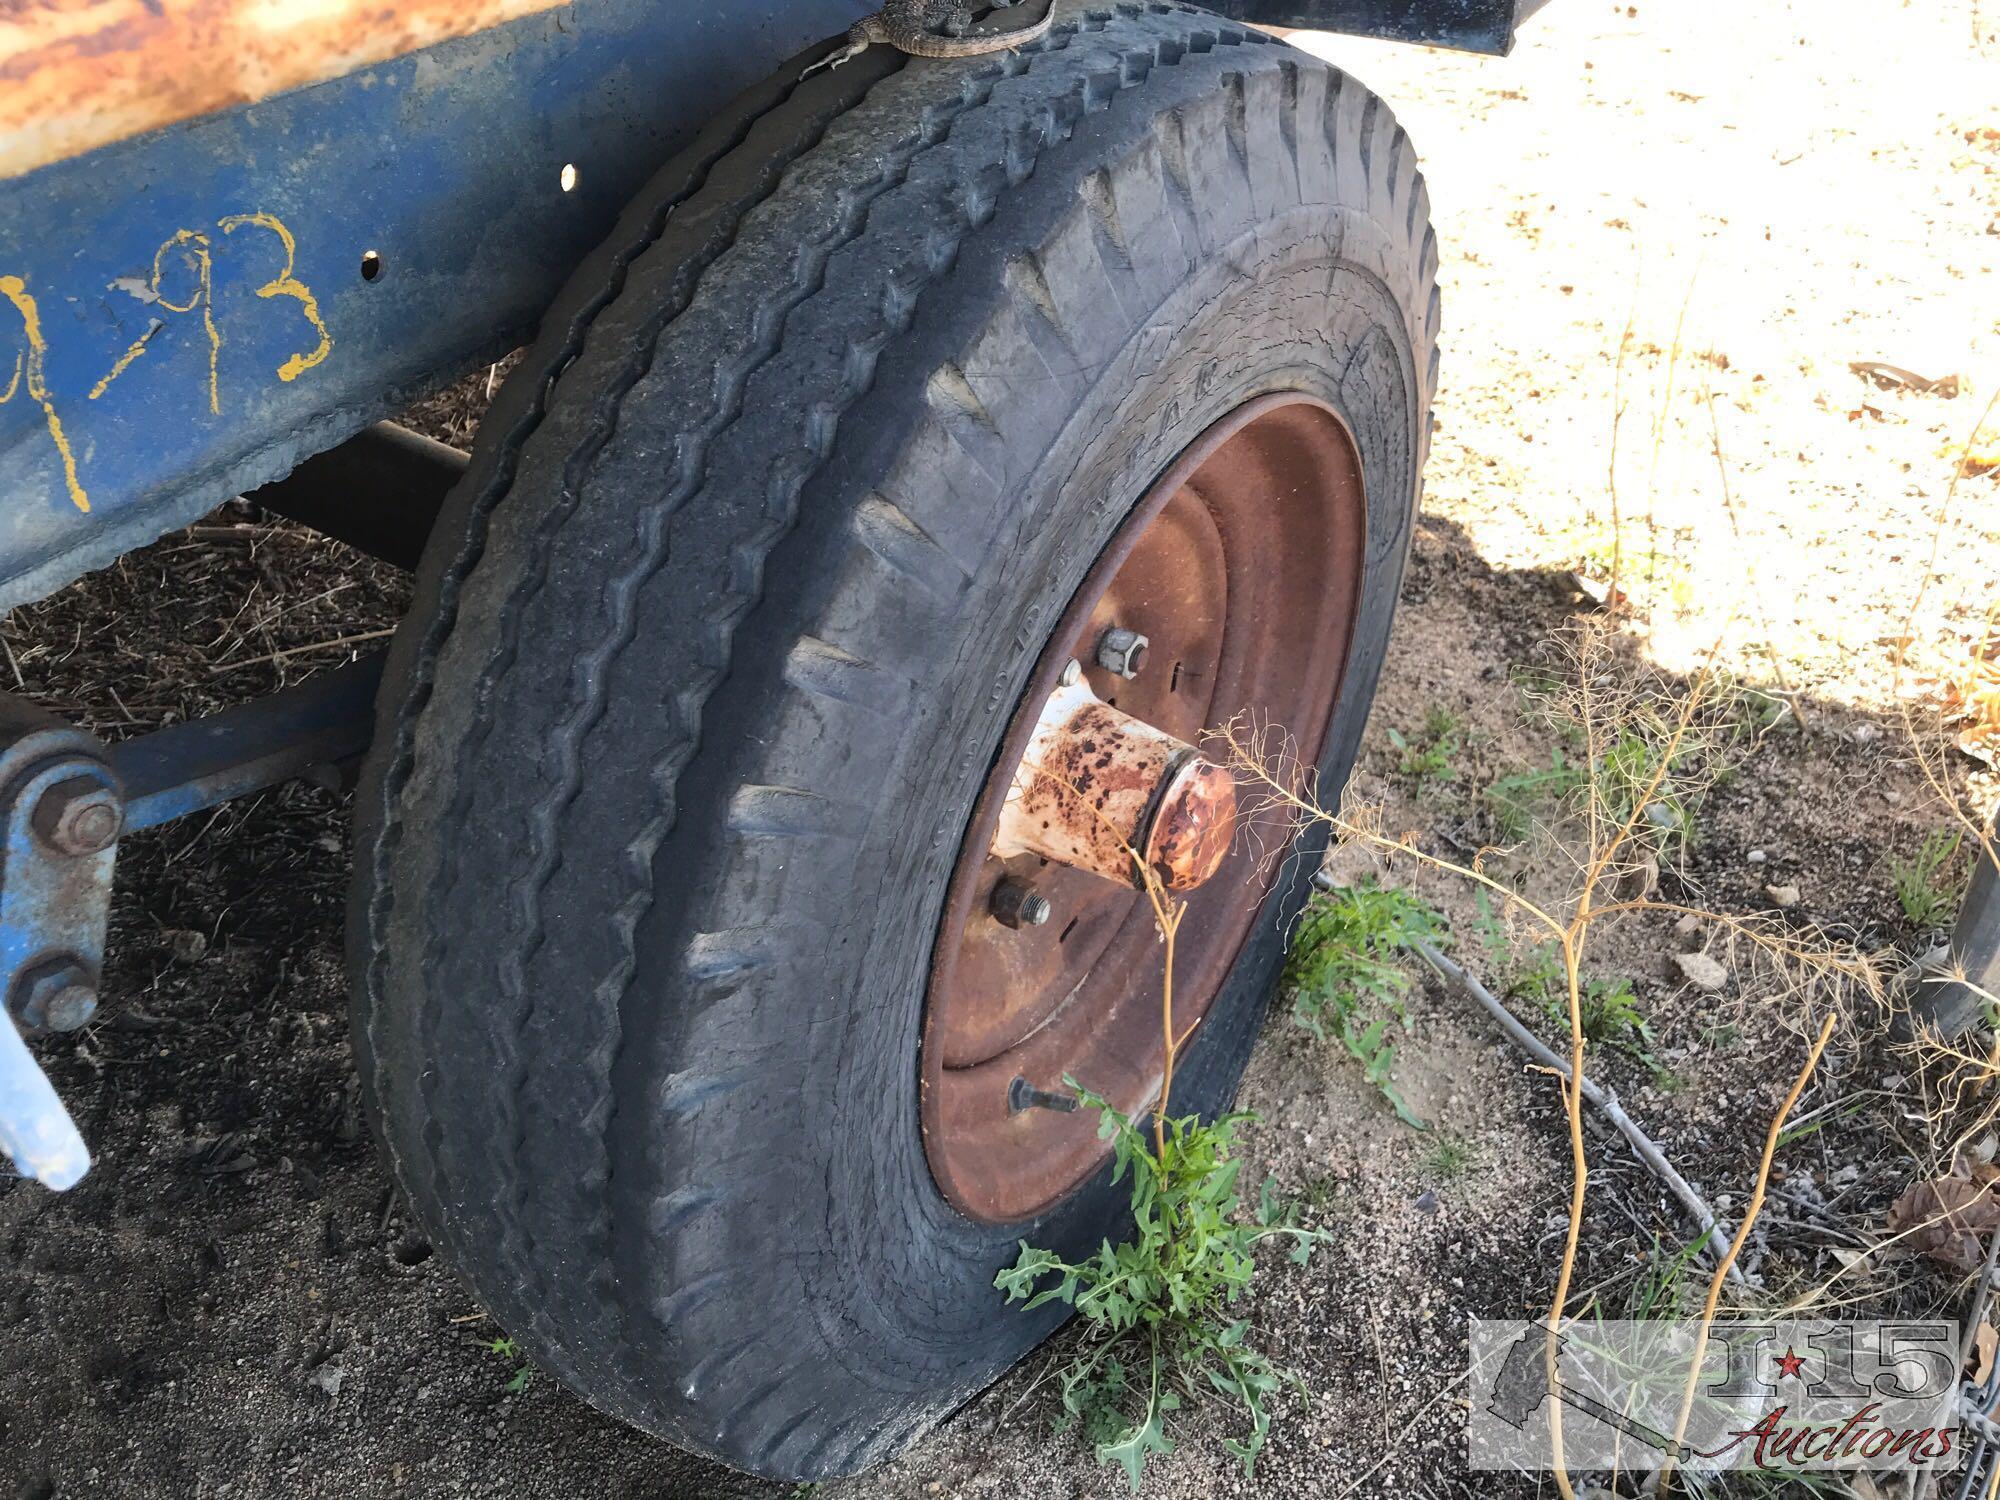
[992,665,1238,892]
[920,393,1369,1223]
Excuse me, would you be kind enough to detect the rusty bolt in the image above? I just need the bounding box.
[1095,627,1149,680]
[990,878,1052,931]
[35,776,121,856]
[1007,1076,1079,1114]
[11,957,98,1034]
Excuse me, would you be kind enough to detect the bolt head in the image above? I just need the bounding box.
[39,984,97,1033]
[1058,659,1082,688]
[990,878,1053,930]
[36,777,122,856]
[11,958,98,1034]
[1095,627,1150,680]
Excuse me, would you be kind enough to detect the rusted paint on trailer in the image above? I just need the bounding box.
[0,0,571,179]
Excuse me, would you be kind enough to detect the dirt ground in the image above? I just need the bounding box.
[3,2,1997,1497]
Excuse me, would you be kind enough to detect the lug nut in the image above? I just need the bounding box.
[38,984,98,1033]
[1095,627,1149,679]
[11,957,99,1034]
[990,878,1052,930]
[35,776,121,856]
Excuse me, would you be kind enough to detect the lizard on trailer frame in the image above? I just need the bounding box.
[823,0,1055,65]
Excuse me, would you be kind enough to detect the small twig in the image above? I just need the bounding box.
[184,525,282,542]
[1410,936,1748,1290]
[207,627,394,676]
[1329,1364,1475,1500]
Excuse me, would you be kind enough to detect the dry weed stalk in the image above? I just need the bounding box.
[1894,943,2000,1188]
[1893,387,2000,877]
[1701,384,1808,733]
[1658,1012,1838,1487]
[1017,754,1191,1152]
[1221,620,1879,1499]
[1603,284,1637,611]
[1884,387,2000,1200]
[1135,853,1190,1156]
[1407,936,1745,1288]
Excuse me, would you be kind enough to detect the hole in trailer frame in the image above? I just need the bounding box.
[359,250,382,282]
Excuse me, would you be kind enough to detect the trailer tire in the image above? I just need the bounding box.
[350,3,1437,1480]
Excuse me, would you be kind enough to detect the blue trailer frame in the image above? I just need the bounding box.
[0,0,872,612]
[0,0,1553,614]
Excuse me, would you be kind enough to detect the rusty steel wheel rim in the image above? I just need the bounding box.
[920,393,1370,1224]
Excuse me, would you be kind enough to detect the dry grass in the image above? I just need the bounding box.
[1222,618,1896,1494]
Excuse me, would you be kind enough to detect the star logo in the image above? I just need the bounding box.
[1775,1347,1807,1380]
